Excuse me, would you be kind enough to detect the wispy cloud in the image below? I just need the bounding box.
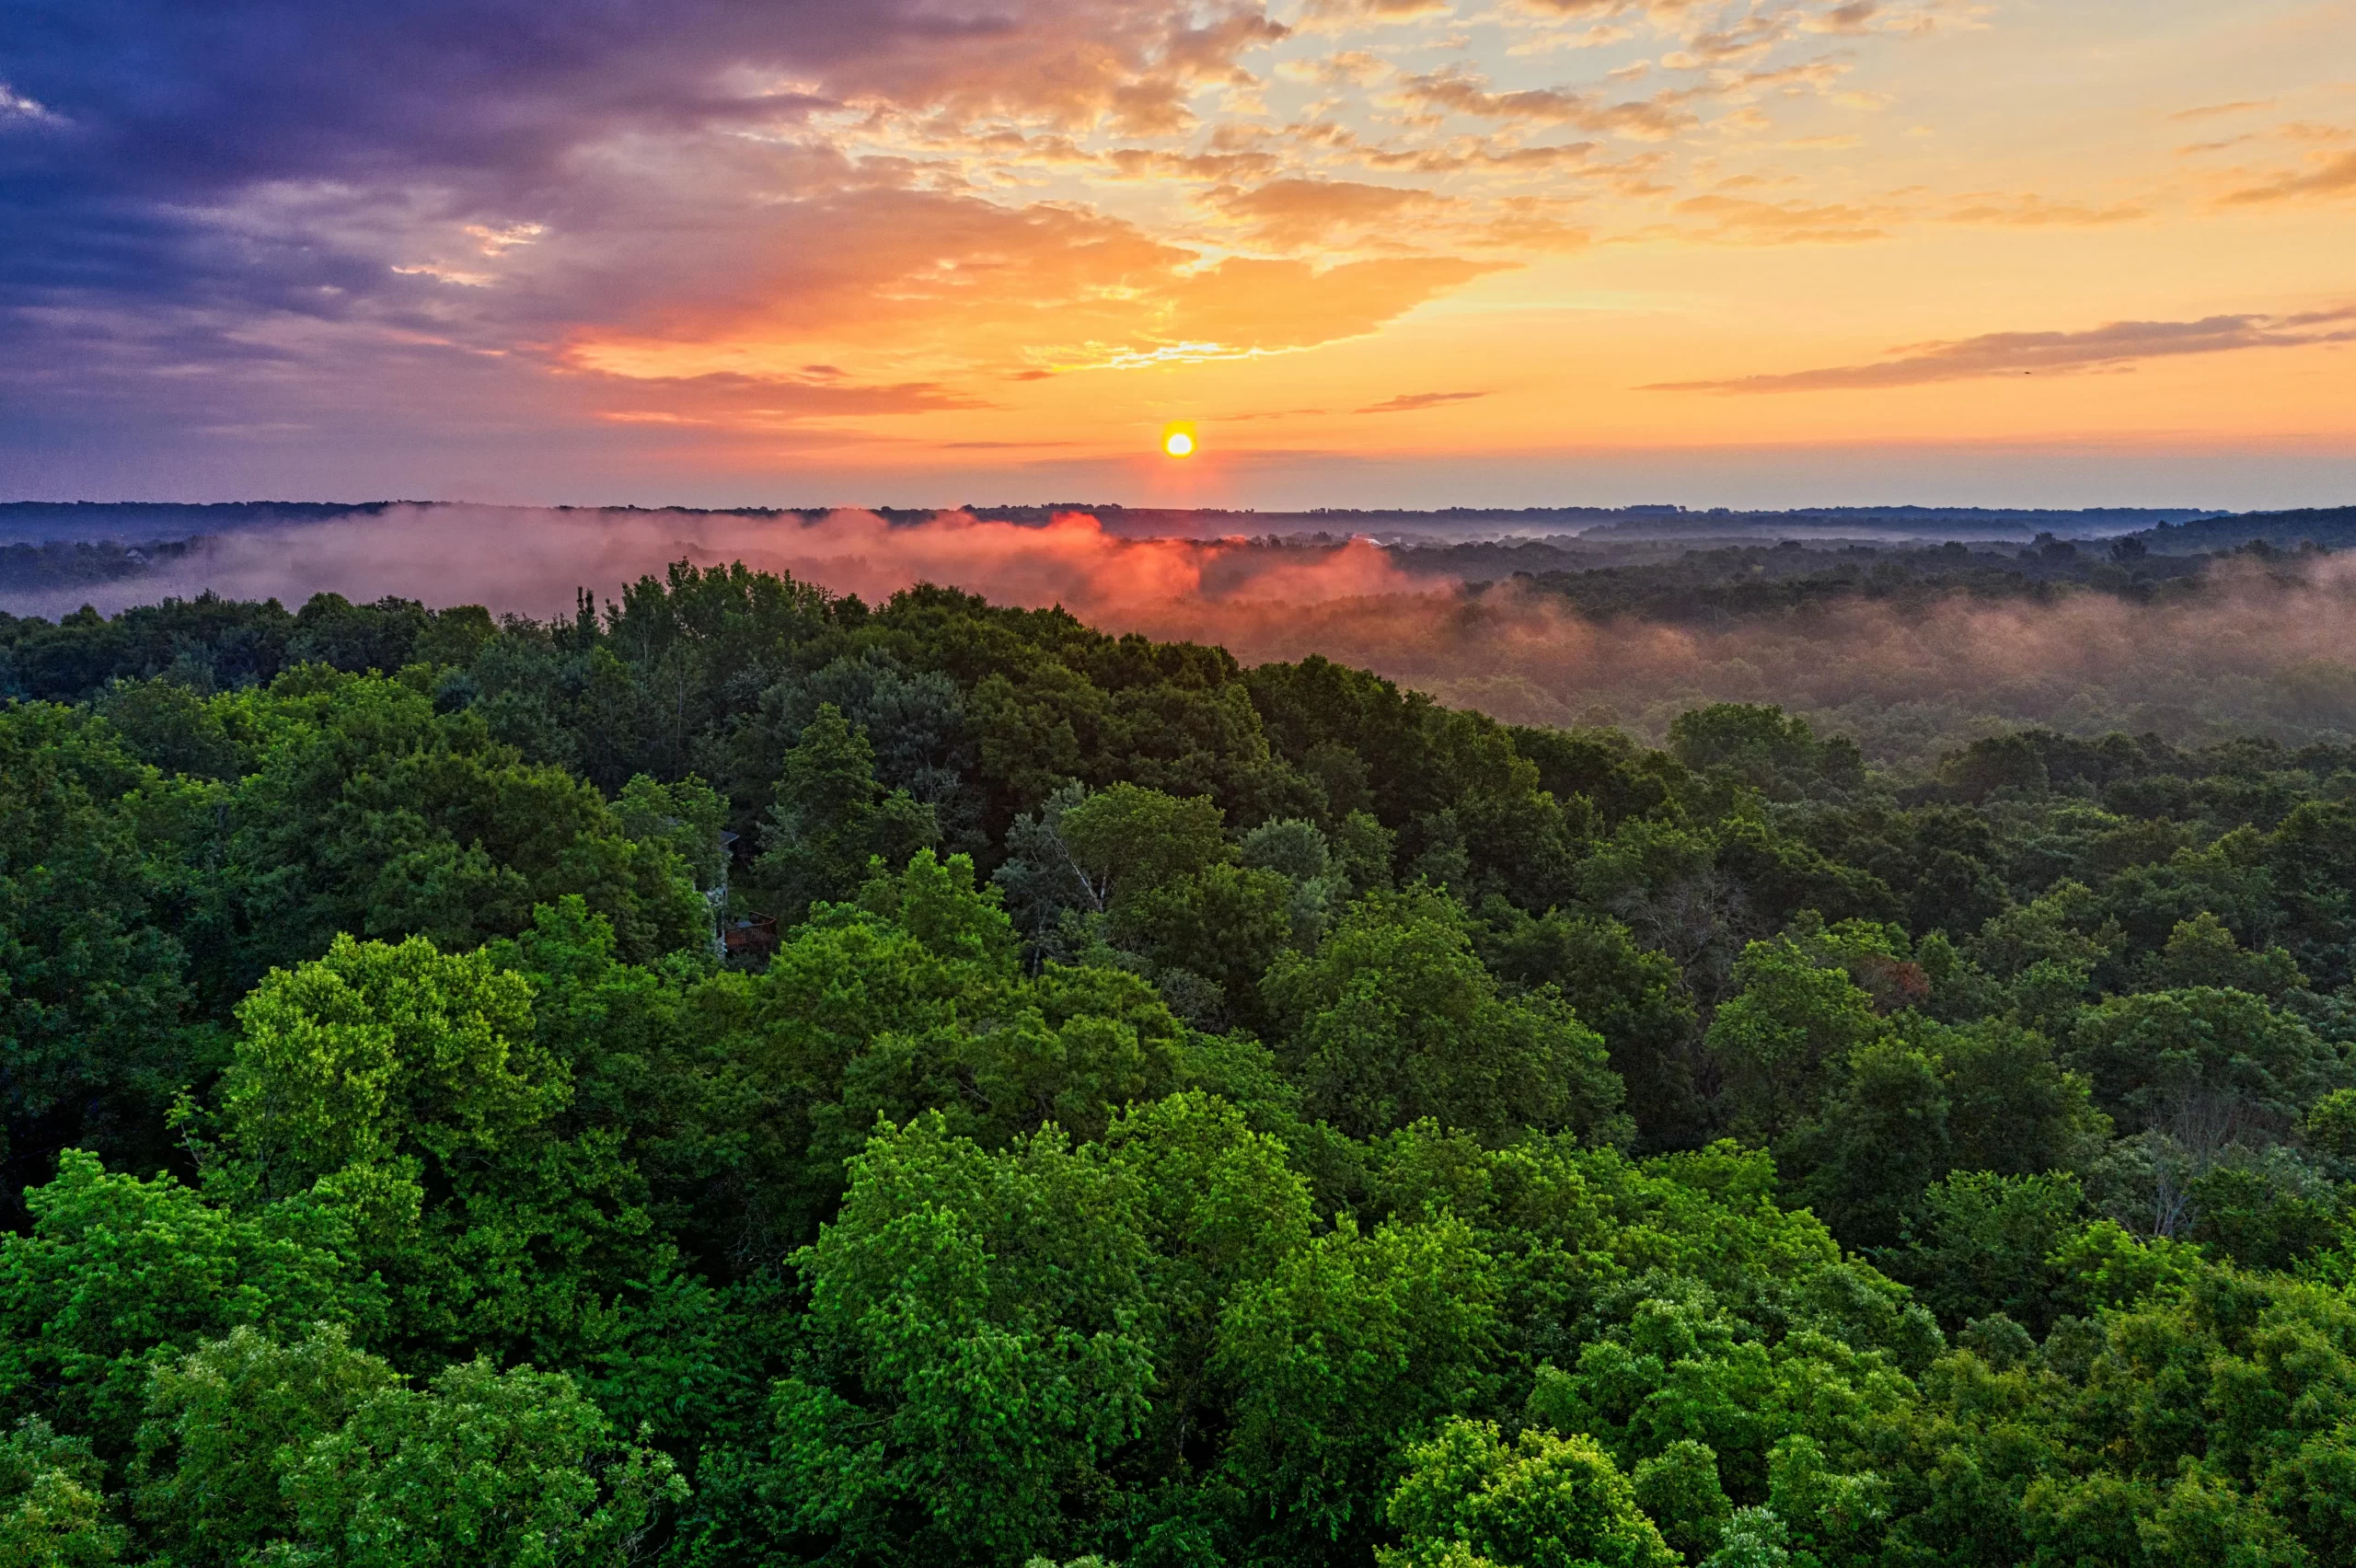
[1391,65,1697,138]
[2223,151,2356,204]
[1357,389,1490,412]
[2172,98,2275,121]
[1646,309,2356,392]
[1669,193,1891,243]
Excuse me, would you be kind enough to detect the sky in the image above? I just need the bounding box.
[2,0,2351,510]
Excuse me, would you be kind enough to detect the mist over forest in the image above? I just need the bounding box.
[11,498,2356,1568]
[10,499,2356,772]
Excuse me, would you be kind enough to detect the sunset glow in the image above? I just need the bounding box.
[1164,428,1197,459]
[1,0,2350,505]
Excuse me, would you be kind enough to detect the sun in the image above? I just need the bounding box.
[1161,422,1197,458]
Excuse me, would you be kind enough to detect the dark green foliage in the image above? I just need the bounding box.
[1265,887,1627,1145]
[0,706,201,1196]
[1883,1171,2084,1333]
[7,561,2356,1567]
[754,704,937,923]
[1480,906,1703,1152]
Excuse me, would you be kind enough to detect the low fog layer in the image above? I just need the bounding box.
[9,504,2356,770]
[0,504,1417,624]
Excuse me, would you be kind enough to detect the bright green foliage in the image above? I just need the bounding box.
[221,933,560,1194]
[761,1113,1154,1567]
[0,1419,121,1568]
[1265,888,1626,1144]
[17,568,2356,1568]
[214,930,668,1369]
[134,1324,399,1563]
[851,848,1020,971]
[1100,1093,1314,1464]
[272,1357,682,1568]
[1762,1435,1887,1568]
[1382,1418,1679,1568]
[1525,1287,1921,1506]
[0,1153,376,1464]
[1060,783,1232,905]
[1217,1215,1504,1563]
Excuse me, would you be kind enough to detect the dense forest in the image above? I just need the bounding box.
[7,561,2356,1567]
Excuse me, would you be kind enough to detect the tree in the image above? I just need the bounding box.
[215,931,664,1367]
[1382,1418,1680,1568]
[1706,938,1884,1144]
[1634,1441,1735,1563]
[2067,987,2339,1143]
[1113,861,1298,1031]
[761,1113,1155,1567]
[1882,1172,2083,1334]
[1793,1040,1950,1251]
[1059,782,1232,905]
[2133,913,2304,1001]
[1481,907,1703,1153]
[0,704,197,1194]
[0,1153,375,1464]
[1216,1215,1504,1565]
[1264,888,1627,1145]
[133,1324,398,1563]
[1101,1093,1313,1471]
[275,1358,681,1568]
[219,934,560,1198]
[754,703,936,924]
[0,1418,120,1568]
[1668,706,1863,802]
[1936,1019,2108,1179]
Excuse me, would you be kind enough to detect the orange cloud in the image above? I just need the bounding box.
[1392,65,1698,137]
[2224,151,2356,205]
[1357,389,1490,411]
[1207,177,1453,245]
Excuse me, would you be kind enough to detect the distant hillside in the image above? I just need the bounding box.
[2131,505,2356,554]
[0,500,398,544]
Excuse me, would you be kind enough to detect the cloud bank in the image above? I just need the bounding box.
[7,506,1420,626]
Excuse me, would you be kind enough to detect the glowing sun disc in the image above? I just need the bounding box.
[1161,424,1196,458]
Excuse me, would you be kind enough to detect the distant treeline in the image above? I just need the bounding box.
[1446,536,2228,621]
[0,536,208,593]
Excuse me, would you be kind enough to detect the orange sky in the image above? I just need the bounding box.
[4,0,2351,506]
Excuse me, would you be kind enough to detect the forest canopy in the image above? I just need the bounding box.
[5,560,2356,1568]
